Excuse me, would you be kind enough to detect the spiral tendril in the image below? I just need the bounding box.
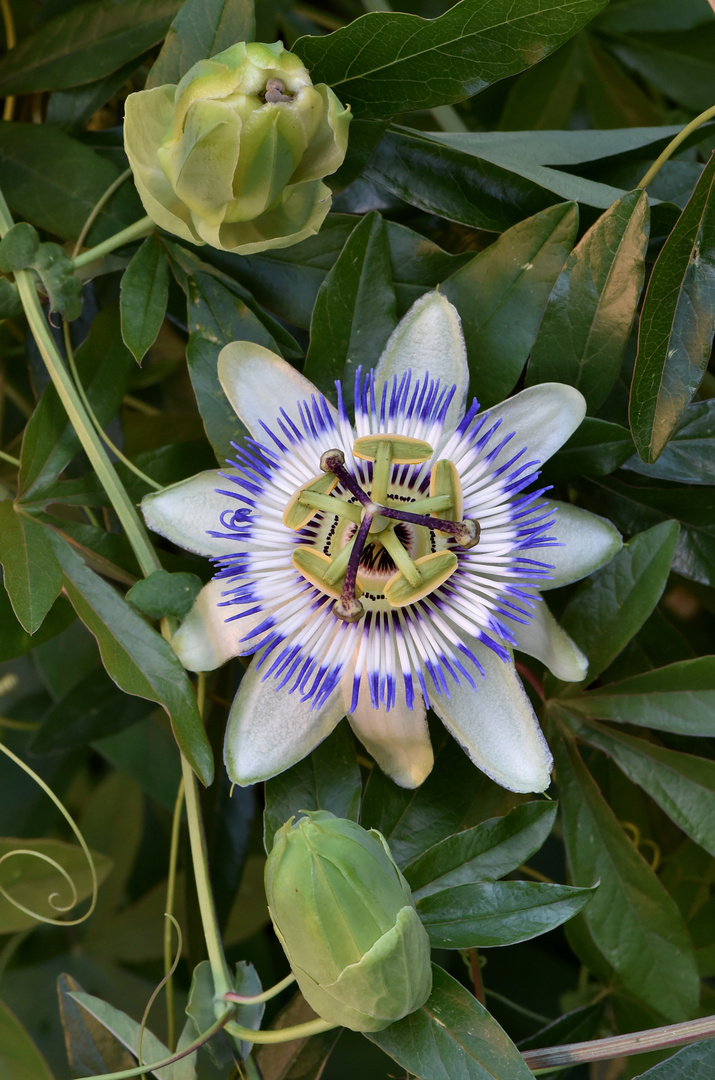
[0,742,98,926]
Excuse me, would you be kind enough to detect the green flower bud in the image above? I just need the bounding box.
[124,42,350,255]
[264,810,432,1032]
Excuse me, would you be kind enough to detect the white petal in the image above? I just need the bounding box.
[429,639,553,792]
[224,661,346,786]
[544,501,622,590]
[514,602,588,682]
[374,292,468,437]
[345,677,433,789]
[142,471,234,558]
[218,342,338,440]
[487,383,586,464]
[172,580,269,672]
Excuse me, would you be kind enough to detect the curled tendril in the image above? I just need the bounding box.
[138,913,183,1071]
[0,742,98,926]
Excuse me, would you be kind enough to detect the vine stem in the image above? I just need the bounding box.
[72,169,132,260]
[523,1013,715,1071]
[181,673,232,1002]
[637,103,715,188]
[1,0,15,121]
[71,215,156,270]
[164,777,184,1049]
[0,188,160,579]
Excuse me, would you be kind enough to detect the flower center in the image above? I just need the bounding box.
[283,435,480,622]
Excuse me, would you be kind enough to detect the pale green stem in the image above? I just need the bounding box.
[638,104,715,188]
[523,1012,715,1071]
[224,973,296,1005]
[71,215,155,270]
[0,448,20,466]
[0,188,160,579]
[323,532,357,585]
[370,441,392,506]
[181,674,232,1001]
[164,778,185,1050]
[72,168,133,259]
[62,322,162,491]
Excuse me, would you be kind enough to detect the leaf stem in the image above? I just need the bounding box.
[181,674,232,1001]
[61,322,162,491]
[638,105,715,188]
[523,1013,715,1070]
[0,187,161,579]
[0,448,20,467]
[224,973,297,1005]
[72,168,133,259]
[164,777,185,1049]
[72,215,156,270]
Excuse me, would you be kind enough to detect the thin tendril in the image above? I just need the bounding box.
[165,778,185,1050]
[72,169,132,260]
[138,914,183,1077]
[0,742,98,926]
[62,321,162,491]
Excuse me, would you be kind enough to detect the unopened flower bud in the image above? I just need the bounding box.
[124,41,350,254]
[264,810,432,1031]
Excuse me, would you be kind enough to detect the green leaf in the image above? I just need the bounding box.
[0,276,22,318]
[528,189,650,411]
[365,127,557,233]
[147,0,255,90]
[360,738,490,868]
[623,399,715,485]
[517,1002,604,1053]
[18,305,137,499]
[294,0,607,120]
[404,801,557,898]
[441,201,578,406]
[0,838,111,934]
[557,521,680,684]
[303,211,397,399]
[209,215,356,330]
[554,735,700,1022]
[185,960,262,1065]
[168,249,287,460]
[0,586,75,662]
[120,235,170,364]
[569,715,715,859]
[57,973,137,1078]
[0,0,181,95]
[544,418,634,484]
[30,666,157,753]
[563,657,715,736]
[69,990,192,1080]
[583,474,715,587]
[46,59,148,133]
[630,151,715,463]
[92,717,182,813]
[608,27,715,113]
[126,569,203,620]
[0,122,143,245]
[367,963,533,1080]
[631,1038,715,1078]
[0,504,62,634]
[0,222,82,320]
[46,531,213,786]
[264,723,361,852]
[0,222,40,269]
[0,998,55,1080]
[417,880,596,949]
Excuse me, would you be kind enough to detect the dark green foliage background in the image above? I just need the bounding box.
[1,0,715,1077]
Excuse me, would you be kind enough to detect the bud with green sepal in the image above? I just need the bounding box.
[124,41,351,255]
[264,810,432,1032]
